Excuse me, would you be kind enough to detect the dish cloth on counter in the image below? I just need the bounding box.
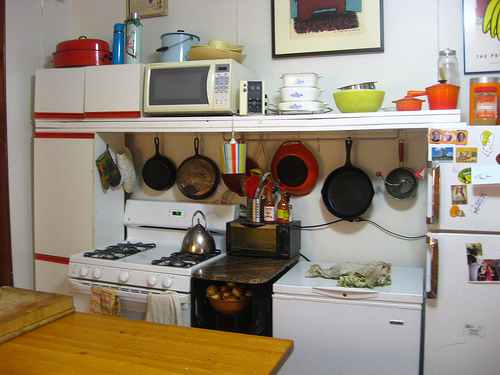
[145,291,182,326]
[90,286,122,317]
[306,261,392,289]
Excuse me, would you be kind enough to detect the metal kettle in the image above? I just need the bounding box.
[181,210,216,254]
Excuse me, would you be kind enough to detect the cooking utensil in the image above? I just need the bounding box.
[221,158,259,196]
[181,210,215,254]
[271,140,319,196]
[321,139,374,219]
[156,30,200,62]
[392,95,425,111]
[52,36,112,68]
[176,137,220,200]
[338,81,377,90]
[142,136,176,191]
[407,80,460,110]
[378,139,418,200]
[281,72,322,87]
[333,90,385,113]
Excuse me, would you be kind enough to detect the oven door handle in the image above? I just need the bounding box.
[68,279,190,304]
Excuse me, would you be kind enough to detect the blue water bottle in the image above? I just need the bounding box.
[112,23,124,64]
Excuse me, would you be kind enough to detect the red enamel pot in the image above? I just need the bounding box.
[53,36,112,68]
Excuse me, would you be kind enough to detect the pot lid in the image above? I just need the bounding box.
[160,30,200,40]
[55,36,110,52]
[393,95,425,103]
[427,80,460,90]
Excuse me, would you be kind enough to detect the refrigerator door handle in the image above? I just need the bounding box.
[426,162,440,224]
[426,236,439,299]
[312,287,379,299]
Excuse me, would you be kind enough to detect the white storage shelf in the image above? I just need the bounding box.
[34,109,463,134]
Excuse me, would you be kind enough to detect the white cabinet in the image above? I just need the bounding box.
[33,132,124,294]
[34,68,85,119]
[85,64,144,118]
[34,65,144,120]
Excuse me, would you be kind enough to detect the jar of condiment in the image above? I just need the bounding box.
[276,187,290,223]
[474,86,498,125]
[438,49,459,86]
[263,186,276,224]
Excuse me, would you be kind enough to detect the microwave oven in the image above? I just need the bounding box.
[226,219,301,259]
[143,59,256,115]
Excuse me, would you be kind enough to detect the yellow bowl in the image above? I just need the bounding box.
[333,89,385,113]
[208,296,251,314]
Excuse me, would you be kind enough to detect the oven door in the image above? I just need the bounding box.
[68,278,191,327]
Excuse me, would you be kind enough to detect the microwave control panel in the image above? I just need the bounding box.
[214,64,231,106]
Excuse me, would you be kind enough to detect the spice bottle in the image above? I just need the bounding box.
[474,86,498,125]
[263,186,276,224]
[438,49,459,86]
[276,187,290,223]
[125,12,142,63]
[112,23,124,64]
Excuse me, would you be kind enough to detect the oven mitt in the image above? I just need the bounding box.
[96,145,121,190]
[116,146,136,193]
[306,262,392,289]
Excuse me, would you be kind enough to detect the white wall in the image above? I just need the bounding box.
[6,0,499,287]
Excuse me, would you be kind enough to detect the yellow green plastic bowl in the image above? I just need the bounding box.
[333,89,385,113]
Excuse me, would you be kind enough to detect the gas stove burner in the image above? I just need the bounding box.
[151,250,221,268]
[84,242,156,260]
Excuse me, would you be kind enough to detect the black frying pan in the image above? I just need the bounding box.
[321,138,374,220]
[176,137,220,200]
[142,136,176,191]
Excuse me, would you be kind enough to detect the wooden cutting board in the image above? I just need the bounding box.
[0,287,74,344]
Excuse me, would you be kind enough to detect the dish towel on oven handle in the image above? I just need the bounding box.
[90,286,122,317]
[145,291,182,326]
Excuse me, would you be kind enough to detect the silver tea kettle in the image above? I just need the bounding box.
[181,210,216,254]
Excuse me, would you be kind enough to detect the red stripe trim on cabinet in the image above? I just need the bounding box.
[34,132,94,139]
[34,254,70,265]
[35,113,85,119]
[85,111,141,118]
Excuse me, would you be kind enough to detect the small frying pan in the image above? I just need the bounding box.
[176,137,220,200]
[383,139,417,200]
[142,136,176,191]
[321,138,374,220]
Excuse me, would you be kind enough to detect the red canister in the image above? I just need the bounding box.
[52,36,112,68]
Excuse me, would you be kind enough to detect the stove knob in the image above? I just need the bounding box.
[93,267,102,279]
[79,266,89,277]
[162,276,172,288]
[147,274,157,287]
[119,270,130,283]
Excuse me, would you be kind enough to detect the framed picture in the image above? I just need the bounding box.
[463,0,500,74]
[127,0,168,19]
[272,0,384,58]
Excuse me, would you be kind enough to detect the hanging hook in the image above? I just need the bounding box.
[316,138,320,152]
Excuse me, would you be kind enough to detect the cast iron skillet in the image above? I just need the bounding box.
[142,136,176,191]
[176,137,220,200]
[321,138,374,220]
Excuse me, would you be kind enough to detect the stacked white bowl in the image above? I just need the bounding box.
[277,73,326,112]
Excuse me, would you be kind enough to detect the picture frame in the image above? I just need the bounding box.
[463,0,500,74]
[127,0,168,19]
[272,0,384,58]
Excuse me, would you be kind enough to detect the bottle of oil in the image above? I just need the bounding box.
[276,187,290,223]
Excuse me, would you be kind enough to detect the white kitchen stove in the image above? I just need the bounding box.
[68,200,239,324]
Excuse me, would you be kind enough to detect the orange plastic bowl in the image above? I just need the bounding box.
[208,296,251,314]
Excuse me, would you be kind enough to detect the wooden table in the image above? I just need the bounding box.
[0,312,293,375]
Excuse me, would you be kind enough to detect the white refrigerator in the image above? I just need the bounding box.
[424,125,500,374]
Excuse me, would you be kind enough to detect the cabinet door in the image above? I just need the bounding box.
[85,64,144,117]
[34,133,96,257]
[34,68,85,118]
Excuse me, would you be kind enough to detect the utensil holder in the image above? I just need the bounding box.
[247,198,264,223]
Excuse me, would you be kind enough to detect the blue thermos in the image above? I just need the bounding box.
[112,23,124,64]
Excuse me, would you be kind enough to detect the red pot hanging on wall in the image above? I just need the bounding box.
[52,36,112,68]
